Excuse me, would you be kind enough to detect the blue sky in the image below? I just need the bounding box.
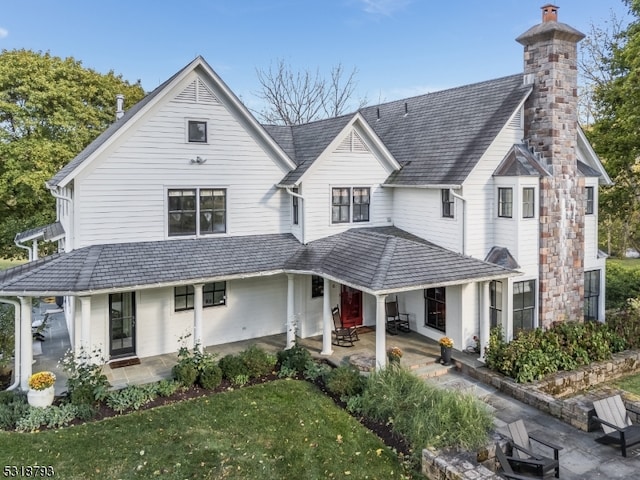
[0,0,632,111]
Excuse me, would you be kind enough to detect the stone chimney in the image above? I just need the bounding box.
[516,5,586,327]
[115,94,125,120]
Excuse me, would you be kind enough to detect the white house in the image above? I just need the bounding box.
[1,5,611,390]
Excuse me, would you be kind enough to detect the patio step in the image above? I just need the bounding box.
[411,361,456,379]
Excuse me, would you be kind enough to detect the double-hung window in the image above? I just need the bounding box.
[311,275,324,298]
[331,187,370,224]
[513,280,535,331]
[175,282,226,311]
[441,189,454,218]
[498,187,513,218]
[168,188,226,236]
[586,186,594,215]
[522,187,535,218]
[489,280,502,329]
[292,187,299,225]
[584,270,600,321]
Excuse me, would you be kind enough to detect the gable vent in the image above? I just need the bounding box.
[336,130,370,153]
[508,109,523,129]
[174,78,220,104]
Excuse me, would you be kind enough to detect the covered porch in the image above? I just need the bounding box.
[29,306,457,392]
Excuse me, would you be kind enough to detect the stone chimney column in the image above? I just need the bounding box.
[516,5,586,327]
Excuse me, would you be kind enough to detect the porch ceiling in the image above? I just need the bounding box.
[0,227,518,297]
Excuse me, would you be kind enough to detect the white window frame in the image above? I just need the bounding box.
[166,187,227,238]
[185,118,208,143]
[330,186,371,225]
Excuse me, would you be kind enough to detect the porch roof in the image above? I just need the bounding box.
[0,227,518,297]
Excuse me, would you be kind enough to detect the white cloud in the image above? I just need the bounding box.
[359,0,411,16]
[0,28,8,39]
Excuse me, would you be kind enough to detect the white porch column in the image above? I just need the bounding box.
[286,274,295,349]
[193,283,204,352]
[74,298,82,353]
[32,239,39,261]
[375,295,387,370]
[479,281,490,362]
[321,277,333,355]
[19,296,33,391]
[79,296,91,350]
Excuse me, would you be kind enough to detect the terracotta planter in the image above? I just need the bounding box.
[27,386,55,408]
[440,346,452,366]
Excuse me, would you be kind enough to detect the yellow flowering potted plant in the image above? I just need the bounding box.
[387,346,403,364]
[438,336,454,366]
[27,371,56,408]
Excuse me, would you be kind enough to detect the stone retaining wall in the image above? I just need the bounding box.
[459,350,640,432]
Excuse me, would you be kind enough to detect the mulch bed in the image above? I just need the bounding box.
[1,362,412,459]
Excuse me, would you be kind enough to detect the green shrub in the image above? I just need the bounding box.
[606,261,640,310]
[239,345,277,378]
[172,342,218,387]
[106,384,157,413]
[232,373,250,387]
[61,347,110,406]
[155,379,182,397]
[361,366,492,454]
[324,365,366,397]
[15,404,79,432]
[608,298,640,350]
[484,321,626,382]
[218,354,249,381]
[303,360,332,382]
[0,393,29,430]
[277,344,312,374]
[172,363,198,386]
[199,364,223,390]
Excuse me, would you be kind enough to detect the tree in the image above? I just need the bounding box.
[254,59,367,125]
[584,1,640,255]
[0,49,146,258]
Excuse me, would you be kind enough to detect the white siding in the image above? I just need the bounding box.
[302,149,393,243]
[73,71,289,247]
[462,109,524,259]
[392,188,463,252]
[584,178,599,267]
[83,276,289,359]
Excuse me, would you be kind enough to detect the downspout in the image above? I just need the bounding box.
[14,237,33,261]
[449,189,466,255]
[285,187,306,245]
[0,298,21,391]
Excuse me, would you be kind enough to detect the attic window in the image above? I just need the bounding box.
[188,120,207,143]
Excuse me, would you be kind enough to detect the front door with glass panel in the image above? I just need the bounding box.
[109,292,136,358]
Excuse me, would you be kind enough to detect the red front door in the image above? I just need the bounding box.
[341,285,363,328]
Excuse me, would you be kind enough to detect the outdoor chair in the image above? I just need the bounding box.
[332,305,359,347]
[593,394,640,457]
[385,296,410,335]
[507,419,561,478]
[495,443,542,480]
[31,312,50,342]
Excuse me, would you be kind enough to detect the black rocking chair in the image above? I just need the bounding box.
[332,306,359,347]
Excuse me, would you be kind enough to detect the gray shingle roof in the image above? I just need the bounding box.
[493,144,549,177]
[269,115,354,185]
[272,74,532,186]
[14,222,65,243]
[0,228,517,296]
[577,160,602,177]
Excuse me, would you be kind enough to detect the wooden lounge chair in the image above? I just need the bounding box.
[507,420,561,478]
[495,443,541,480]
[385,296,410,335]
[593,394,640,457]
[332,306,359,347]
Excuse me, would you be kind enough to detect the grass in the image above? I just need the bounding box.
[614,373,640,397]
[1,380,415,480]
[0,258,24,270]
[607,258,640,269]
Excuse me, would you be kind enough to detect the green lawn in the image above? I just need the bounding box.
[607,258,640,269]
[1,380,416,480]
[614,373,640,396]
[0,258,24,270]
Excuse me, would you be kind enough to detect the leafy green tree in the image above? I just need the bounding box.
[0,49,145,258]
[587,1,640,255]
